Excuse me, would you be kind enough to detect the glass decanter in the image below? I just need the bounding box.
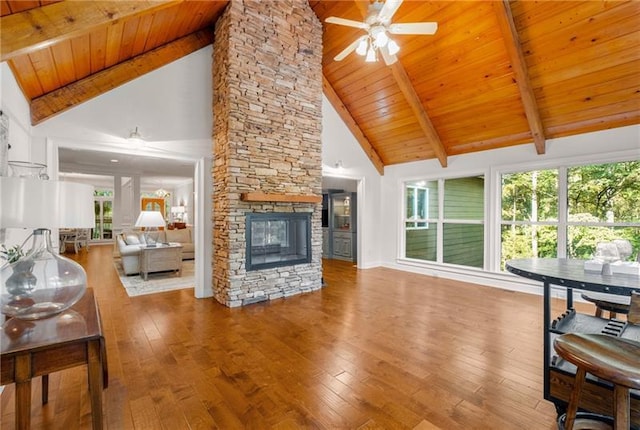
[1,229,86,320]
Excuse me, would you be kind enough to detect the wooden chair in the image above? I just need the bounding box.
[581,252,640,319]
[554,292,640,430]
[62,228,90,254]
[580,292,630,319]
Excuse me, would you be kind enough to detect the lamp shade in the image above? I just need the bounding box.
[135,211,165,228]
[0,177,94,320]
[58,181,96,228]
[0,177,94,229]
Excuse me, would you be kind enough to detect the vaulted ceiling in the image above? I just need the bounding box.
[2,1,639,175]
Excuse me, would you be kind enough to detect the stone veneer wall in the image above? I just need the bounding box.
[212,0,323,307]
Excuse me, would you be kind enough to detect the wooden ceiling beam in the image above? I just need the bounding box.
[1,0,181,62]
[388,63,448,168]
[493,0,546,155]
[322,74,385,175]
[354,0,447,168]
[30,29,213,125]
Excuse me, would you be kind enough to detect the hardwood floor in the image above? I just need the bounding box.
[1,245,594,429]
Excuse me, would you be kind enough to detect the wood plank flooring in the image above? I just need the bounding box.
[1,245,594,429]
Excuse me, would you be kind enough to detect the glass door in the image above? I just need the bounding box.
[93,198,113,241]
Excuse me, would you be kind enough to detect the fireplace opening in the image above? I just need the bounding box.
[246,212,311,271]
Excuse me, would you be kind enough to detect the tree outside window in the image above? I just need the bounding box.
[500,160,640,269]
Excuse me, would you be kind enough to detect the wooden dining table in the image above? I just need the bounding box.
[0,288,107,430]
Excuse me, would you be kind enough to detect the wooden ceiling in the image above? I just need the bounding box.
[2,1,639,174]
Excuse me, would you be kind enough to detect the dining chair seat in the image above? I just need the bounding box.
[581,292,630,320]
[554,333,640,430]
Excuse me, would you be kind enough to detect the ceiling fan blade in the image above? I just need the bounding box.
[325,16,368,29]
[379,45,398,66]
[388,22,438,35]
[378,0,403,23]
[334,35,368,61]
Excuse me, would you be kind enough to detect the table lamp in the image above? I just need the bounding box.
[171,206,185,222]
[0,176,95,320]
[135,210,165,246]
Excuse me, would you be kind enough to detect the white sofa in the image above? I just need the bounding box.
[116,227,194,275]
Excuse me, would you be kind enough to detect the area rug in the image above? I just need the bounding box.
[115,259,195,297]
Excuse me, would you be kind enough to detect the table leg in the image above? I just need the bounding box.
[14,355,32,430]
[42,374,49,404]
[543,281,550,400]
[87,340,104,430]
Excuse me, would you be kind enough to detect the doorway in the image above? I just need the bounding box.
[321,176,359,264]
[93,197,113,241]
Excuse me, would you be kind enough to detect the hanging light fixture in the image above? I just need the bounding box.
[356,38,368,56]
[365,45,377,63]
[387,39,400,56]
[354,30,399,64]
[128,126,144,144]
[155,188,169,198]
[371,25,388,48]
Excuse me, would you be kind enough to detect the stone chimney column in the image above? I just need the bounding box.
[212,0,323,307]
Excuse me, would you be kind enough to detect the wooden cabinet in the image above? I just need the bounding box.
[325,192,357,262]
[332,231,352,260]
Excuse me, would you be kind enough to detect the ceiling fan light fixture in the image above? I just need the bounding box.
[372,26,388,48]
[356,39,368,56]
[387,39,400,56]
[365,46,377,63]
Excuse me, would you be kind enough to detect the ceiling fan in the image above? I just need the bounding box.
[326,0,437,65]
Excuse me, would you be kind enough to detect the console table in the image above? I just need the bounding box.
[139,243,183,280]
[0,288,107,429]
[506,258,640,425]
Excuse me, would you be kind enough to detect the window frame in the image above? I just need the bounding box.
[400,174,486,268]
[404,184,430,230]
[495,155,640,271]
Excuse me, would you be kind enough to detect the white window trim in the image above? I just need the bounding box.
[396,149,638,275]
[404,185,430,229]
[399,174,487,267]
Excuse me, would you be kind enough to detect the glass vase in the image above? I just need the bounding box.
[8,160,49,179]
[1,229,87,320]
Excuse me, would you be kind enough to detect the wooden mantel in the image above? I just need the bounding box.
[240,192,322,204]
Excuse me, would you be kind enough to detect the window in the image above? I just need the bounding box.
[567,161,640,259]
[404,176,484,268]
[500,160,640,269]
[405,181,437,262]
[500,169,558,269]
[443,177,484,268]
[405,183,430,229]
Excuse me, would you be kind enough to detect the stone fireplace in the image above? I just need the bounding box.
[212,0,323,307]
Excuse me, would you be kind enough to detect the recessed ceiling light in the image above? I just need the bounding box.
[110,159,119,163]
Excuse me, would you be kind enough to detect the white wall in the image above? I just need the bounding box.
[1,62,31,161]
[172,181,194,224]
[321,94,383,268]
[1,63,35,248]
